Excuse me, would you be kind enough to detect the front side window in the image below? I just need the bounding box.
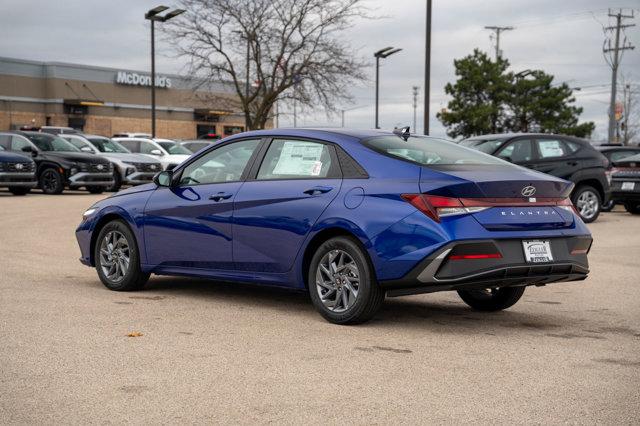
[11,136,33,151]
[28,134,80,152]
[89,137,129,153]
[365,135,506,166]
[497,139,533,163]
[536,139,566,159]
[157,141,191,155]
[257,139,334,180]
[140,141,160,154]
[179,139,261,185]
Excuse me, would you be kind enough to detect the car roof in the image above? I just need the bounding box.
[595,145,640,151]
[228,127,444,141]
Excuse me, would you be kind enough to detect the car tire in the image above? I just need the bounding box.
[308,236,385,325]
[107,171,122,192]
[87,186,105,194]
[94,220,150,291]
[624,202,640,215]
[571,185,601,223]
[600,200,615,212]
[39,168,64,195]
[457,286,526,311]
[9,187,31,196]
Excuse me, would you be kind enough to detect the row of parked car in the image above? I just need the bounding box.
[0,128,216,195]
[459,133,640,221]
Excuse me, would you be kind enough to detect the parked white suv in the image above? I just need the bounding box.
[113,137,190,170]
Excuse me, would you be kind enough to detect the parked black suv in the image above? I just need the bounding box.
[460,133,610,223]
[0,145,37,195]
[595,145,640,211]
[0,131,114,194]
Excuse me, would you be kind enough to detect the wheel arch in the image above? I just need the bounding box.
[299,224,374,290]
[573,178,605,201]
[89,211,138,266]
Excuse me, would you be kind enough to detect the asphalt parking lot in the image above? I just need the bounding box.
[1,190,639,424]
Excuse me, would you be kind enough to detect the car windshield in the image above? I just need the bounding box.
[364,135,506,166]
[158,141,191,155]
[615,153,640,164]
[88,137,130,153]
[27,134,80,152]
[459,139,506,154]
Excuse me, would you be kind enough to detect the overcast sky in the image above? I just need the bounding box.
[1,0,638,140]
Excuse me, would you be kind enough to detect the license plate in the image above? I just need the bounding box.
[621,182,635,191]
[522,240,553,263]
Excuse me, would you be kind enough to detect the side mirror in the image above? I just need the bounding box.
[21,146,37,157]
[153,170,173,187]
[80,146,94,153]
[150,149,163,156]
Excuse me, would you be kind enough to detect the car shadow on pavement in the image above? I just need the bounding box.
[139,276,573,332]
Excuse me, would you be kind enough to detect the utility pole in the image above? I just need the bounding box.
[424,0,431,135]
[412,86,419,132]
[623,83,632,145]
[484,26,514,61]
[603,9,635,143]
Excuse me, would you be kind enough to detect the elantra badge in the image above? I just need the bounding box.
[521,185,536,197]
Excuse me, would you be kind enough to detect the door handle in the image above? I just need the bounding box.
[209,192,233,202]
[303,186,333,195]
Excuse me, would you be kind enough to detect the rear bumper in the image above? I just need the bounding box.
[380,237,591,296]
[611,191,640,202]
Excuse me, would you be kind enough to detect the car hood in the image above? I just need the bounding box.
[99,153,160,164]
[109,183,157,198]
[0,151,34,163]
[40,151,111,164]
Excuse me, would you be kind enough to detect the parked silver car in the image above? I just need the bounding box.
[61,134,162,191]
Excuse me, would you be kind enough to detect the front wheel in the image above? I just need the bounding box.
[624,202,640,215]
[87,186,105,194]
[572,185,601,223]
[9,187,31,196]
[308,236,385,325]
[458,286,525,311]
[94,220,149,291]
[39,168,64,194]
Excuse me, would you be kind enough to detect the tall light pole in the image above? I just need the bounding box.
[424,0,431,135]
[145,6,185,138]
[374,47,402,129]
[340,105,368,127]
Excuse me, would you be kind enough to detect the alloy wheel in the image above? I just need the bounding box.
[42,170,59,192]
[576,190,598,220]
[315,249,360,313]
[99,230,130,283]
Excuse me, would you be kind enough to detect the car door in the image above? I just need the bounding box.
[233,138,342,273]
[143,138,262,270]
[531,137,574,179]
[494,138,535,168]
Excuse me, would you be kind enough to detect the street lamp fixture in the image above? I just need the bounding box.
[374,46,402,129]
[145,6,186,138]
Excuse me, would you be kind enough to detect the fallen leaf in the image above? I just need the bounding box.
[127,331,143,337]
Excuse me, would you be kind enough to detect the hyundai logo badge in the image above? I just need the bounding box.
[15,163,24,170]
[521,185,536,197]
[97,164,104,171]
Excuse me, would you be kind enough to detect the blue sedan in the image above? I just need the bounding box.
[76,128,592,324]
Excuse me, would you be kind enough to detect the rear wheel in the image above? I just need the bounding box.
[600,199,615,212]
[9,187,31,196]
[572,185,601,223]
[94,220,149,291]
[308,236,384,325]
[87,186,105,194]
[39,168,64,194]
[458,286,525,311]
[624,202,640,215]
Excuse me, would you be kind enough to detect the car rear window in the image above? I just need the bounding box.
[459,139,506,154]
[364,135,506,166]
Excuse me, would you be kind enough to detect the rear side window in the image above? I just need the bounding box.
[365,136,505,165]
[536,139,567,158]
[257,139,336,179]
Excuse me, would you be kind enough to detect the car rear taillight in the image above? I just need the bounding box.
[605,167,618,185]
[401,194,577,222]
[449,253,502,260]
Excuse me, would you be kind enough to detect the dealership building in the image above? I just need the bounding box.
[0,56,248,139]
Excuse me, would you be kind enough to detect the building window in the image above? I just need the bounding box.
[224,126,244,136]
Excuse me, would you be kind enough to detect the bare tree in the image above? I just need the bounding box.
[166,0,369,130]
